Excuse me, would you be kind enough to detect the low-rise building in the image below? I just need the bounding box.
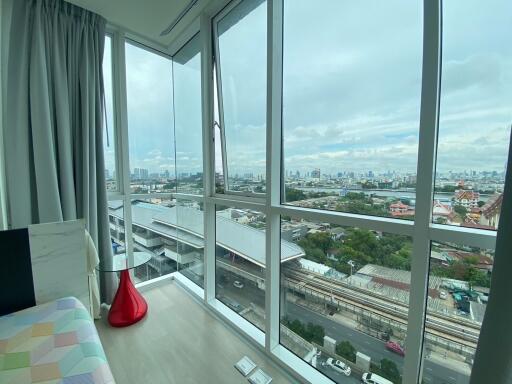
[454,190,480,208]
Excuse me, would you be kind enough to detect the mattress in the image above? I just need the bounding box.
[0,297,115,383]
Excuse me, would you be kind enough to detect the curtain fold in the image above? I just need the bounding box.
[469,128,512,384]
[4,0,115,306]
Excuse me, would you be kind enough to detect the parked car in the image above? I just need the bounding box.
[361,372,394,384]
[325,358,351,376]
[222,297,243,313]
[233,280,244,289]
[439,291,447,300]
[385,341,405,356]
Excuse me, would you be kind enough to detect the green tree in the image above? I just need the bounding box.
[379,359,401,383]
[285,188,307,202]
[335,340,356,363]
[283,318,325,345]
[454,204,468,217]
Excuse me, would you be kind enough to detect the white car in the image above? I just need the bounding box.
[361,372,394,384]
[439,291,447,300]
[325,358,351,376]
[233,280,244,289]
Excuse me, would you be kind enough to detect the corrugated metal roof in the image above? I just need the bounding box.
[109,201,304,266]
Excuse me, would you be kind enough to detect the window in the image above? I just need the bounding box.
[175,199,205,288]
[280,215,411,383]
[213,0,267,194]
[434,0,512,230]
[107,200,126,254]
[282,1,423,218]
[130,197,177,283]
[102,36,117,191]
[125,41,175,194]
[174,35,203,195]
[101,2,511,382]
[215,205,266,331]
[422,242,494,382]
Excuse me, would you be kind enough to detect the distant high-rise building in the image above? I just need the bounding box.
[104,169,110,179]
[311,168,321,179]
[134,168,149,180]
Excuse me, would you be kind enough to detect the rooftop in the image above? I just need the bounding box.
[109,200,304,267]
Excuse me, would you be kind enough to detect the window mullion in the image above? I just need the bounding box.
[112,30,134,263]
[403,1,442,382]
[212,21,229,191]
[201,13,216,303]
[265,0,283,353]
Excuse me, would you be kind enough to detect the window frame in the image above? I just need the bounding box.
[104,1,504,383]
[200,1,500,383]
[211,0,268,199]
[105,24,206,284]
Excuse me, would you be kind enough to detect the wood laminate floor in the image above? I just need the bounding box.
[95,281,297,384]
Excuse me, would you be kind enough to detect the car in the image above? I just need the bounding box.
[325,358,351,376]
[222,298,243,313]
[385,341,405,356]
[361,372,394,384]
[439,291,447,300]
[233,280,244,289]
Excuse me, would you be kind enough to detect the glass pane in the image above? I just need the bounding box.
[107,200,126,256]
[215,205,268,331]
[214,0,267,194]
[422,242,495,384]
[434,0,511,230]
[281,216,413,383]
[102,36,117,191]
[130,198,178,283]
[282,1,422,218]
[174,35,203,195]
[125,42,175,194]
[176,199,204,288]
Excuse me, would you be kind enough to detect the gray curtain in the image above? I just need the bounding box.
[470,128,512,384]
[4,0,115,303]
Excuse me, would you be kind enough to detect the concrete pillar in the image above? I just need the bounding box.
[356,352,371,372]
[324,336,336,355]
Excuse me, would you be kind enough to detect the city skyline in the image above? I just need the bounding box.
[103,0,511,183]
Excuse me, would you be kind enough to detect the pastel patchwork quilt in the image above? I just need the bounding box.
[0,297,115,383]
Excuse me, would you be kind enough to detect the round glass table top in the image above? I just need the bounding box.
[97,252,152,272]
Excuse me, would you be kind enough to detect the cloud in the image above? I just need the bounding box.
[104,0,512,179]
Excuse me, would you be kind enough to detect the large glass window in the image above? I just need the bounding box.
[174,34,203,195]
[422,242,495,383]
[281,1,423,218]
[280,215,411,383]
[125,42,175,194]
[434,0,512,230]
[130,197,177,283]
[215,205,267,331]
[107,200,126,256]
[102,36,117,191]
[176,199,205,288]
[213,0,267,194]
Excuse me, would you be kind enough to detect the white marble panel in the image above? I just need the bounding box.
[28,219,90,311]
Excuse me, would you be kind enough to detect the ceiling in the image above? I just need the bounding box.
[65,0,211,48]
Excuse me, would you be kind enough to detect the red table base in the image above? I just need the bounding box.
[108,270,148,327]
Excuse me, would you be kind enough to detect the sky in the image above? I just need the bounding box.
[103,0,512,180]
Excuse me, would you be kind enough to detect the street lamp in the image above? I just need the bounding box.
[347,260,355,276]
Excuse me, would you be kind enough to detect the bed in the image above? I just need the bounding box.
[0,297,115,383]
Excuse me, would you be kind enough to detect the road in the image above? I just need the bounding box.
[286,302,470,384]
[218,270,470,384]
